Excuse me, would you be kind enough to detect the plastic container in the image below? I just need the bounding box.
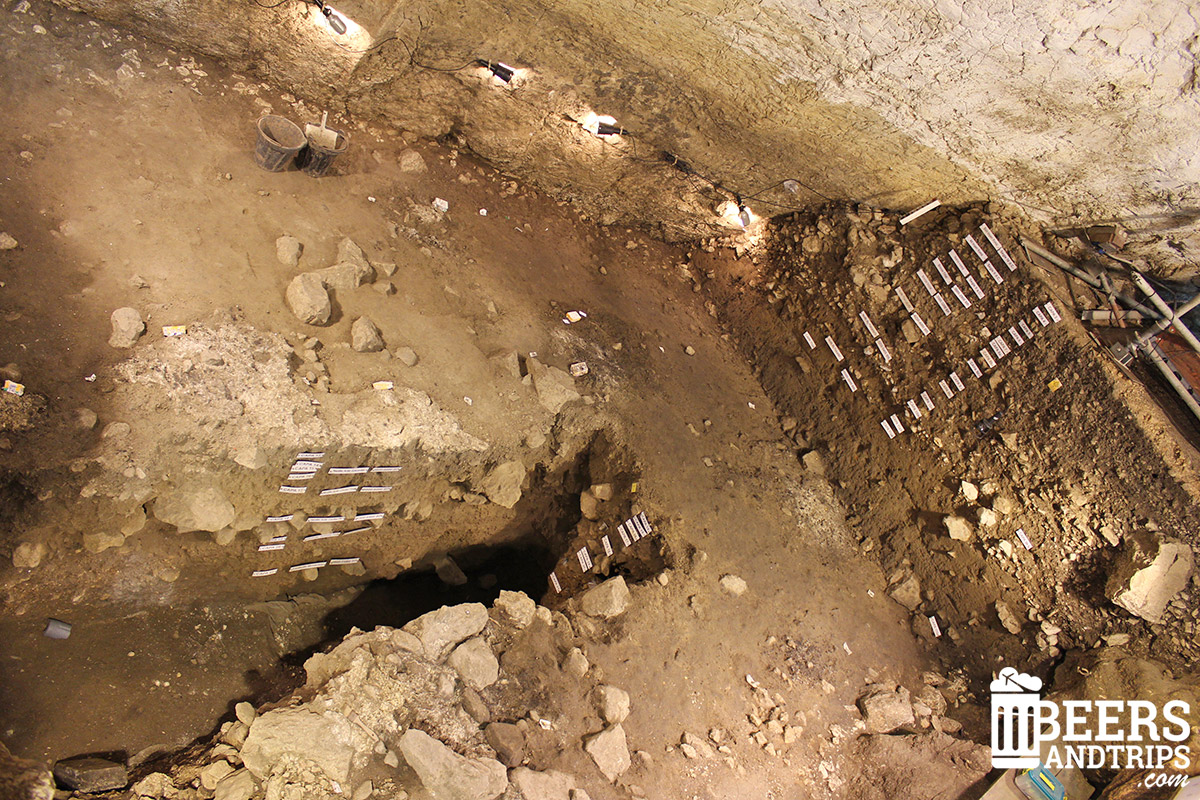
[296,123,349,177]
[253,115,306,172]
[1015,765,1065,800]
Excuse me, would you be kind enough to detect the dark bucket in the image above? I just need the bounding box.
[296,124,349,177]
[253,115,306,172]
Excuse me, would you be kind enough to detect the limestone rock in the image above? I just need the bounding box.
[527,359,581,414]
[995,600,1023,634]
[351,316,384,352]
[213,769,257,800]
[590,483,613,501]
[233,446,268,470]
[0,232,17,250]
[448,637,499,689]
[75,407,98,430]
[889,573,922,611]
[718,574,748,596]
[200,761,235,790]
[131,772,175,799]
[395,346,419,366]
[13,541,46,569]
[337,237,371,270]
[594,685,630,724]
[436,555,469,586]
[562,647,589,678]
[403,603,489,661]
[479,460,526,508]
[857,686,915,733]
[579,576,631,618]
[583,725,630,782]
[681,732,716,759]
[154,484,236,532]
[241,707,361,782]
[83,531,125,553]
[493,590,535,628]
[1106,531,1194,624]
[509,768,576,800]
[960,481,978,502]
[399,729,507,800]
[802,451,826,475]
[286,273,332,325]
[109,307,145,348]
[318,242,374,289]
[52,757,127,793]
[235,701,257,726]
[944,515,972,542]
[484,722,525,768]
[0,741,52,800]
[276,235,302,267]
[579,489,600,520]
[398,150,427,174]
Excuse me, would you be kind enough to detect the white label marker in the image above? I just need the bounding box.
[1016,528,1034,550]
[881,419,896,439]
[1019,320,1035,339]
[289,561,327,572]
[601,535,613,556]
[984,261,1004,285]
[258,543,286,551]
[981,350,997,369]
[290,461,323,473]
[929,616,942,638]
[950,372,965,391]
[934,258,954,285]
[939,379,954,399]
[968,358,982,378]
[359,486,394,493]
[841,369,858,392]
[803,331,816,350]
[251,569,278,577]
[874,338,892,364]
[303,532,340,542]
[981,225,1019,271]
[1045,301,1062,323]
[825,336,844,362]
[638,512,653,534]
[949,250,970,277]
[907,399,922,419]
[951,285,972,309]
[911,312,930,336]
[859,311,880,338]
[1033,307,1050,327]
[934,294,951,316]
[266,514,294,523]
[617,523,632,546]
[329,466,370,475]
[307,515,345,523]
[286,472,315,481]
[279,485,307,494]
[965,234,988,262]
[297,452,325,459]
[371,466,403,473]
[917,269,936,296]
[921,391,935,410]
[577,547,593,571]
[900,199,941,224]
[890,414,904,433]
[1009,326,1026,347]
[329,557,361,567]
[966,275,985,300]
[895,286,914,312]
[320,486,359,496]
[550,572,562,593]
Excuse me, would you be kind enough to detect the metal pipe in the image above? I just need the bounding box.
[1019,238,1162,320]
[1130,271,1200,356]
[1133,290,1200,348]
[1140,342,1200,425]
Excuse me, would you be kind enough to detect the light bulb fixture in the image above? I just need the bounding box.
[581,113,627,138]
[475,59,516,83]
[738,204,752,228]
[312,0,347,34]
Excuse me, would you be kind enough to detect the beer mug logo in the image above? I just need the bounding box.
[991,667,1047,768]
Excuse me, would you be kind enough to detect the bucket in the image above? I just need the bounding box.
[296,122,349,177]
[253,115,307,172]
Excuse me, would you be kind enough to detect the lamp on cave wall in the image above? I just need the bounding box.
[475,59,516,83]
[717,198,756,229]
[311,0,347,35]
[581,112,627,137]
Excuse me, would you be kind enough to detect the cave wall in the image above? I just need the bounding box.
[48,0,1200,264]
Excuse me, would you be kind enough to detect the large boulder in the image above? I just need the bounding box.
[857,685,915,733]
[108,307,145,348]
[579,576,631,618]
[447,637,499,689]
[350,317,385,352]
[527,359,581,414]
[52,758,127,793]
[398,730,507,800]
[1106,531,1194,623]
[493,590,535,628]
[153,484,236,532]
[241,707,365,782]
[583,725,630,782]
[286,273,332,325]
[402,603,489,661]
[478,461,526,508]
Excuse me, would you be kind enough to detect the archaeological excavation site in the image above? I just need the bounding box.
[3,0,1200,798]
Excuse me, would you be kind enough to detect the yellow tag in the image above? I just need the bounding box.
[372,380,394,390]
[2,379,24,396]
[1048,378,1062,392]
[162,325,187,337]
[630,481,639,493]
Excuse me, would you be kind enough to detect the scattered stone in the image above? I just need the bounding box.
[52,757,128,793]
[562,647,589,678]
[590,483,613,501]
[1107,531,1194,623]
[402,603,489,661]
[478,460,526,508]
[889,573,922,611]
[681,732,716,759]
[579,576,631,618]
[235,701,257,726]
[351,316,385,352]
[75,407,98,430]
[436,555,469,586]
[484,722,525,767]
[509,768,575,800]
[352,781,373,800]
[993,495,1017,516]
[857,686,915,734]
[131,772,175,799]
[317,258,374,291]
[802,451,826,475]
[275,235,302,267]
[944,515,972,542]
[527,359,581,414]
[399,729,507,800]
[584,725,631,782]
[213,769,257,800]
[233,446,268,470]
[128,273,149,289]
[154,484,236,532]
[996,600,1023,634]
[448,637,500,689]
[108,307,145,348]
[461,687,491,723]
[395,346,419,366]
[494,590,535,628]
[13,541,46,569]
[102,421,131,438]
[960,481,979,502]
[594,685,630,724]
[978,508,999,527]
[579,489,600,521]
[242,707,362,781]
[398,149,427,174]
[0,232,17,250]
[286,273,332,325]
[83,531,125,554]
[719,574,748,597]
[200,761,235,790]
